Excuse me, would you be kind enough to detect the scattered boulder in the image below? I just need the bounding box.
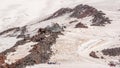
[75,22,88,28]
[89,51,99,58]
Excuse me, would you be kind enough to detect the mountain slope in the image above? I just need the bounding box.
[0,0,120,68]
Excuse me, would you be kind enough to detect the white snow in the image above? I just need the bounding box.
[0,37,22,52]
[0,0,120,68]
[5,42,37,64]
[26,62,112,68]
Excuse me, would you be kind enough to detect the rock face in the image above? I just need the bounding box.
[42,8,73,21]
[102,47,120,56]
[75,22,88,28]
[89,51,99,58]
[0,54,6,64]
[0,23,63,68]
[43,4,111,26]
[90,47,120,67]
[70,4,96,18]
[0,27,20,36]
[0,4,111,68]
[70,4,111,26]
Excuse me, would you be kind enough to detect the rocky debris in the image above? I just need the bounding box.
[69,20,78,24]
[42,4,111,26]
[46,23,63,32]
[0,23,63,68]
[108,61,116,67]
[42,8,73,21]
[0,4,112,68]
[1,38,30,56]
[70,4,96,18]
[89,51,99,58]
[0,25,28,38]
[0,27,20,36]
[91,11,111,26]
[0,54,6,65]
[75,22,88,28]
[17,26,27,38]
[70,4,111,26]
[102,47,120,56]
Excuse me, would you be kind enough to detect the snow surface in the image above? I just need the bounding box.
[0,37,22,52]
[0,0,120,31]
[5,42,37,64]
[0,0,120,68]
[26,62,112,68]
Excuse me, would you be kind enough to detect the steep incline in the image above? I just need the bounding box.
[0,2,120,68]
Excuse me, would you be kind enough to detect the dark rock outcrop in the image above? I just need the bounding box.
[0,23,63,68]
[89,51,99,58]
[70,4,97,18]
[0,27,20,36]
[0,4,112,68]
[75,22,88,28]
[70,4,111,26]
[42,4,111,26]
[42,8,73,21]
[0,54,6,65]
[0,26,28,38]
[102,47,120,56]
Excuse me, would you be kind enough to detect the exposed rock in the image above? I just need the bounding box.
[46,23,63,32]
[75,22,88,28]
[89,51,99,58]
[70,4,111,26]
[0,27,20,36]
[70,4,97,18]
[41,4,111,26]
[0,54,6,64]
[42,8,73,21]
[69,20,78,24]
[108,61,116,67]
[0,4,112,68]
[0,24,63,68]
[102,47,120,56]
[17,26,27,38]
[91,11,111,26]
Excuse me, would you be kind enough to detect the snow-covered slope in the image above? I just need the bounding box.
[0,0,120,68]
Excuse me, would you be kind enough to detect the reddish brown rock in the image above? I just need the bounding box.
[0,54,6,65]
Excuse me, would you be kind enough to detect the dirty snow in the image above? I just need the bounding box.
[0,0,120,68]
[5,42,37,64]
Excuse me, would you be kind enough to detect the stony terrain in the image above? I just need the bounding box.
[0,0,120,68]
